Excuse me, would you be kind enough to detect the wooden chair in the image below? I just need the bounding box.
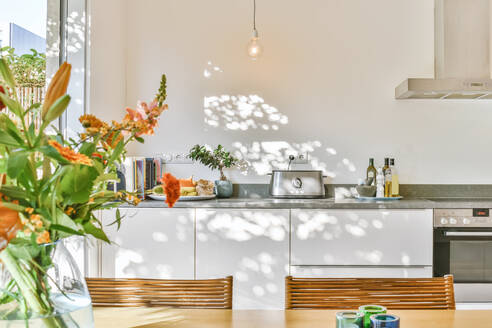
[285,275,455,310]
[86,276,233,309]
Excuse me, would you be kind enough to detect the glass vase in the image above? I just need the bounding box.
[0,238,94,327]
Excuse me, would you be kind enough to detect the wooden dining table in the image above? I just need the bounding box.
[93,308,492,327]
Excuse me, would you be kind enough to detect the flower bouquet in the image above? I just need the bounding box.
[0,59,180,327]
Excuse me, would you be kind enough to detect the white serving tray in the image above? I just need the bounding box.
[356,196,403,201]
[147,194,216,201]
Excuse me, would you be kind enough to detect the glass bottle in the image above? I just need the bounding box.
[390,158,399,197]
[376,167,385,198]
[366,158,377,186]
[383,158,392,197]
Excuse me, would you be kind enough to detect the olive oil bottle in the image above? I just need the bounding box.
[383,158,392,197]
[390,158,399,197]
[366,158,377,186]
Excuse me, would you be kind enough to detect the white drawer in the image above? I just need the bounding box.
[100,208,195,279]
[291,209,433,266]
[196,209,290,309]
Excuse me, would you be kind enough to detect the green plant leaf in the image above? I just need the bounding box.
[0,129,21,147]
[7,244,39,261]
[109,140,124,164]
[135,136,145,143]
[94,172,118,185]
[24,102,41,117]
[53,209,80,230]
[78,142,96,156]
[6,238,31,246]
[0,93,23,118]
[38,145,71,165]
[83,220,110,243]
[0,185,27,201]
[43,95,70,124]
[107,208,124,230]
[50,224,84,237]
[92,159,104,174]
[0,114,24,146]
[7,151,28,179]
[0,57,16,89]
[58,165,98,205]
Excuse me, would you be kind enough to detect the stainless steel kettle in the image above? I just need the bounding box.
[268,170,326,198]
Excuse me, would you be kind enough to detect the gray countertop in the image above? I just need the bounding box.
[124,197,492,210]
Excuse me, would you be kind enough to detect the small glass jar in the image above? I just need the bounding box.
[370,314,400,328]
[358,304,387,328]
[336,311,363,328]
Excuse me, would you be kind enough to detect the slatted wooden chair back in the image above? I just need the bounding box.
[285,275,455,310]
[86,276,233,309]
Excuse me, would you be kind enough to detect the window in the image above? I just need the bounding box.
[0,0,89,274]
[1,0,88,138]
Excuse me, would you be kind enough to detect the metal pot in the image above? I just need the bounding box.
[268,170,326,198]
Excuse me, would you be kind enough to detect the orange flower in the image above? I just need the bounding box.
[30,215,43,229]
[122,100,168,137]
[161,173,180,208]
[42,62,71,119]
[104,131,124,149]
[36,230,51,244]
[0,203,22,250]
[124,107,146,122]
[25,207,34,214]
[91,152,103,160]
[79,114,106,128]
[0,85,6,111]
[48,140,93,166]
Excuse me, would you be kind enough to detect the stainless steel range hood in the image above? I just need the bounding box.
[395,0,492,99]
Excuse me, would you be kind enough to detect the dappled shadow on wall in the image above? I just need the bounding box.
[232,140,340,178]
[204,95,288,131]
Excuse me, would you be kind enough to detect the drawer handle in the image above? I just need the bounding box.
[292,265,431,269]
[445,231,492,237]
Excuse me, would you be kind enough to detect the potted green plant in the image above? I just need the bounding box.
[189,145,238,198]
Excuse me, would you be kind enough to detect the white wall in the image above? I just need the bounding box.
[88,0,126,123]
[90,0,492,184]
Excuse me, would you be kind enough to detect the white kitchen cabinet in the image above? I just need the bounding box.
[99,208,195,279]
[291,266,432,278]
[291,209,433,266]
[195,209,289,309]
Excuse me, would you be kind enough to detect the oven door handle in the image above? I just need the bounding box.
[444,231,492,237]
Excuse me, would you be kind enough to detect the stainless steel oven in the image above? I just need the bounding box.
[434,209,492,303]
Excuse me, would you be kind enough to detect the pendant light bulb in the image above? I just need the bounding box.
[247,29,263,60]
[247,0,263,60]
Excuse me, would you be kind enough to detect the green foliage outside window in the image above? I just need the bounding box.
[1,46,46,88]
